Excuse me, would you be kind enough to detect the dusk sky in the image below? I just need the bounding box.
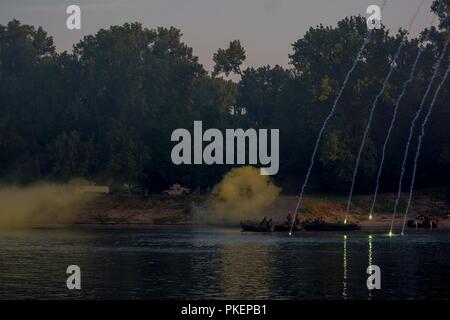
[0,0,437,71]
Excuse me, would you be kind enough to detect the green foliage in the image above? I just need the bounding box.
[237,65,290,127]
[213,40,246,77]
[49,131,94,179]
[1,4,449,195]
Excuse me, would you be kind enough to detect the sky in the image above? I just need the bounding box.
[0,0,437,72]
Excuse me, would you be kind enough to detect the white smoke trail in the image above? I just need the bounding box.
[288,1,390,235]
[401,59,450,235]
[343,0,425,223]
[287,0,390,235]
[344,40,405,223]
[288,33,373,236]
[389,35,450,234]
[369,0,438,220]
[369,49,425,220]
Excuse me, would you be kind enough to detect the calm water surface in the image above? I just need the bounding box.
[1,226,449,299]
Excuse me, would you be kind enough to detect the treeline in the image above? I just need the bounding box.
[0,1,449,194]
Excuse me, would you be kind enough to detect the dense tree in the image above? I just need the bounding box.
[237,65,290,127]
[213,40,246,77]
[0,20,57,182]
[0,0,448,195]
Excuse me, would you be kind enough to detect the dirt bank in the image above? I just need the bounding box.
[74,188,450,228]
[75,194,194,225]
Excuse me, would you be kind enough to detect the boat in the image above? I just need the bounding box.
[241,218,359,233]
[273,223,300,232]
[240,221,273,232]
[303,221,360,231]
[240,221,300,232]
[406,216,438,229]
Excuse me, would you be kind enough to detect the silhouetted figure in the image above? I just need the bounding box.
[295,215,300,227]
[260,217,268,228]
[287,213,293,225]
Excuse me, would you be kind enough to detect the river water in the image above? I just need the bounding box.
[1,226,449,299]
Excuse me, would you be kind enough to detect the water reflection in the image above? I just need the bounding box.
[368,235,373,300]
[1,227,450,299]
[219,239,274,299]
[342,235,347,300]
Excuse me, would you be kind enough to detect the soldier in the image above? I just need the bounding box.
[286,213,293,225]
[260,217,268,228]
[295,215,300,227]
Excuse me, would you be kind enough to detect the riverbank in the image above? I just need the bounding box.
[75,194,194,225]
[74,187,450,229]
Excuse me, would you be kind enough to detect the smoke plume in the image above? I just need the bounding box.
[0,181,95,229]
[197,166,281,224]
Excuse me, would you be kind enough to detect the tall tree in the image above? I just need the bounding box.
[213,40,246,77]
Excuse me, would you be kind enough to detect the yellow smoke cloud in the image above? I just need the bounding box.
[0,181,95,229]
[199,166,281,224]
